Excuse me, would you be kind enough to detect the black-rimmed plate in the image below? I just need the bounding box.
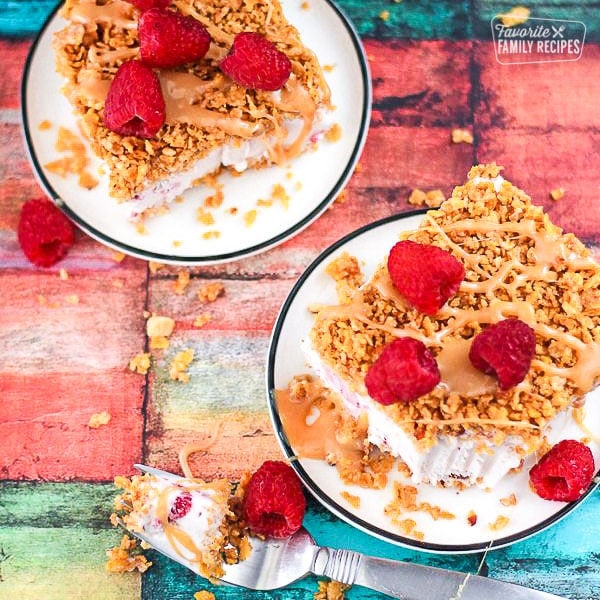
[267,212,600,553]
[21,0,370,265]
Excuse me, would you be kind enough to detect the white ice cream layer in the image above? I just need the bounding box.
[303,339,523,488]
[137,477,227,564]
[126,113,329,218]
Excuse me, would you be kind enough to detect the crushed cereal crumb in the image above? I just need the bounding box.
[169,348,195,382]
[198,282,225,303]
[38,120,52,130]
[194,592,215,600]
[499,493,517,506]
[146,315,175,338]
[111,251,126,262]
[148,261,165,274]
[315,580,350,600]
[451,128,474,144]
[244,209,257,227]
[150,336,170,350]
[106,534,152,573]
[129,352,151,375]
[489,515,510,531]
[173,270,191,295]
[408,188,445,207]
[325,123,342,143]
[193,313,212,328]
[325,252,364,304]
[550,187,565,201]
[499,6,530,27]
[88,411,111,428]
[340,490,361,508]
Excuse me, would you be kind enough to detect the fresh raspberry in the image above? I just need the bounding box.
[17,198,75,267]
[126,0,170,10]
[365,337,440,405]
[220,32,292,91]
[169,491,192,521]
[469,318,535,390]
[243,461,306,538]
[139,8,211,69]
[103,60,166,138]
[529,440,595,502]
[387,241,465,315]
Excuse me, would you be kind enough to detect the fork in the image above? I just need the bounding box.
[125,464,569,600]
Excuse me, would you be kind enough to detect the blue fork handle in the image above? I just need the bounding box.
[314,548,569,600]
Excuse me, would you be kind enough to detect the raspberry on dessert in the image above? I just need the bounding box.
[242,460,306,538]
[126,0,170,10]
[169,491,193,521]
[17,198,75,267]
[469,318,536,390]
[220,32,292,91]
[139,8,211,69]
[387,240,465,315]
[529,440,595,502]
[365,337,440,405]
[103,60,166,139]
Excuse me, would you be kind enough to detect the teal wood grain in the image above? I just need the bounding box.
[9,482,597,599]
[474,1,600,42]
[0,0,59,36]
[3,0,600,40]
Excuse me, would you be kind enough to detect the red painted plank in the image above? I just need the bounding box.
[366,39,473,127]
[475,41,600,129]
[477,128,600,243]
[0,266,148,480]
[0,370,144,481]
[0,40,29,110]
[352,126,474,191]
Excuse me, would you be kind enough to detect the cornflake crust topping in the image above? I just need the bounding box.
[310,164,600,452]
[54,0,332,202]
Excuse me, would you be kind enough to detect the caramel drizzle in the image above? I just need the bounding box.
[65,0,324,150]
[154,482,218,570]
[316,216,600,394]
[65,0,137,29]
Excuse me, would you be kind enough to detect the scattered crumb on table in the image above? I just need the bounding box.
[88,411,111,428]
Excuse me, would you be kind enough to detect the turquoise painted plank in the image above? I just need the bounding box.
[484,489,600,600]
[0,0,59,36]
[0,481,117,526]
[474,0,600,42]
[1,0,599,42]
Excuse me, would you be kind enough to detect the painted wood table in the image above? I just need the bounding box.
[1,1,599,599]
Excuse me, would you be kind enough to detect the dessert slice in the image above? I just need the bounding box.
[304,164,600,488]
[111,472,247,580]
[53,0,332,217]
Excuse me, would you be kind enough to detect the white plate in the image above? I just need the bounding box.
[267,212,600,553]
[21,0,370,265]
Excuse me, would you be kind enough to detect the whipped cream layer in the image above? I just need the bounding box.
[303,340,524,488]
[127,111,331,218]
